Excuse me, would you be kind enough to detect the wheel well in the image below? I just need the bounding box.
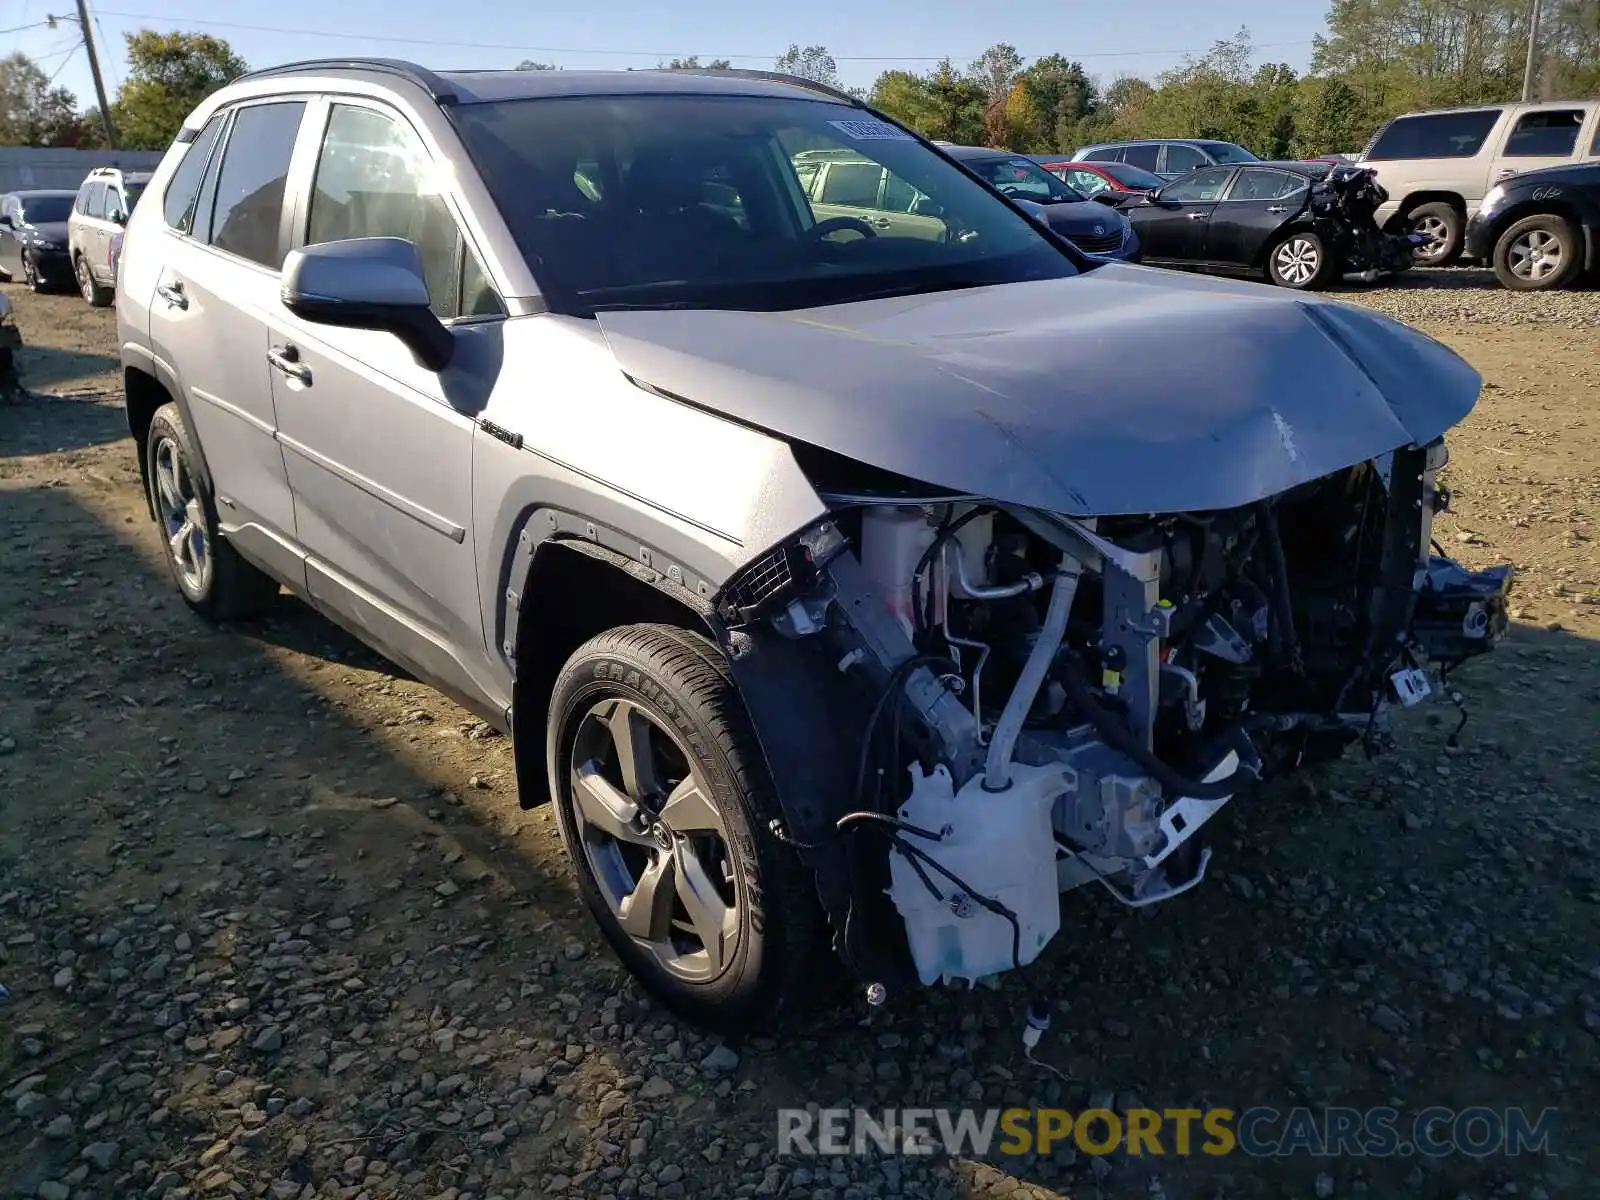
[1392,191,1466,228]
[511,539,712,808]
[124,366,170,516]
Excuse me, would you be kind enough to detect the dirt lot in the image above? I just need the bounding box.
[1,281,1597,1200]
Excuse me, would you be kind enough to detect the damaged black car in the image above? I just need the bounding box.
[1115,161,1421,289]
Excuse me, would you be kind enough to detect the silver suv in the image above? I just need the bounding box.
[1070,139,1261,179]
[68,165,151,306]
[118,59,1509,1029]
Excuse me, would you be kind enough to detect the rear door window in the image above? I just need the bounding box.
[1366,110,1500,160]
[207,100,308,269]
[1502,109,1587,157]
[1122,144,1161,171]
[1083,147,1120,163]
[163,114,226,232]
[1161,144,1209,174]
[1228,168,1303,201]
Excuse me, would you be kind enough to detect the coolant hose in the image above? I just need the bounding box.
[983,559,1083,790]
[1059,651,1258,800]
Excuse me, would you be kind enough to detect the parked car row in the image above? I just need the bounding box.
[1018,109,1600,292]
[0,165,151,301]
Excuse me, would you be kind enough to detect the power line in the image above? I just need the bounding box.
[89,9,1315,65]
[0,18,52,33]
[44,42,79,84]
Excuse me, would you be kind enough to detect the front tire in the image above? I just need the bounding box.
[75,254,113,307]
[1267,231,1334,290]
[23,254,46,293]
[547,624,818,1030]
[1407,201,1464,266]
[1492,214,1580,291]
[145,402,280,620]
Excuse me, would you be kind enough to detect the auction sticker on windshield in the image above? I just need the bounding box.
[829,118,913,141]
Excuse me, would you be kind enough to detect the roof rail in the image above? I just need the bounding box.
[233,58,457,103]
[658,67,863,108]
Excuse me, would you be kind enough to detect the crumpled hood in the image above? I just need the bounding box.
[595,264,1482,516]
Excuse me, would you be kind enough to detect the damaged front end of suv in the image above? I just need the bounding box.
[607,280,1514,1008]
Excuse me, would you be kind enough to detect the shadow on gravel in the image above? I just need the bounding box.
[13,338,120,394]
[2,480,1596,1200]
[0,391,127,458]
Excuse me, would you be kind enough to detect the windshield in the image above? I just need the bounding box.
[450,94,1080,313]
[960,154,1086,203]
[1199,142,1260,165]
[19,196,73,223]
[1100,162,1166,190]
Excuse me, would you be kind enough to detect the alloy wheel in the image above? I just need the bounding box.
[1413,214,1449,261]
[22,256,37,290]
[75,257,94,303]
[568,697,739,983]
[1506,228,1563,282]
[152,436,210,595]
[1274,237,1320,286]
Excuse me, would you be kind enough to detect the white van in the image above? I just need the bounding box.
[1358,100,1600,264]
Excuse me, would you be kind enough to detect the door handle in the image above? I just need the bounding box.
[1266,205,1290,213]
[869,216,892,227]
[155,281,188,310]
[1186,211,1207,220]
[267,344,312,385]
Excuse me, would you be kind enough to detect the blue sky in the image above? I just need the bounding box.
[10,0,1328,116]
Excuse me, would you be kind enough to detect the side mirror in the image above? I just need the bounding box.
[1091,192,1123,207]
[281,237,453,372]
[0,214,11,228]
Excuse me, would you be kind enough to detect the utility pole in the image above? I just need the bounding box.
[1520,0,1542,102]
[50,3,117,146]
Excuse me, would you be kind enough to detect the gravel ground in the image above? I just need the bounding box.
[1,272,1597,1200]
[1336,266,1600,328]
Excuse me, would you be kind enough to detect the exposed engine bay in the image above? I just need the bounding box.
[717,441,1512,998]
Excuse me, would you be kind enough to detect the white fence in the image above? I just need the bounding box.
[0,147,166,195]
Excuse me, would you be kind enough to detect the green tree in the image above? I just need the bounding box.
[1017,55,1096,151]
[774,44,840,89]
[663,56,732,70]
[868,60,986,143]
[112,31,247,150]
[0,52,97,147]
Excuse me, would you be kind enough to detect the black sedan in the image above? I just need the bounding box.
[940,145,1140,261]
[1113,162,1416,290]
[0,189,77,293]
[1465,161,1600,291]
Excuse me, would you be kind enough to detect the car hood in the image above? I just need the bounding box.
[20,220,68,242]
[1015,197,1128,238]
[594,265,1482,517]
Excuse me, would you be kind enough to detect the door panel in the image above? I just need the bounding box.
[271,95,501,711]
[269,317,493,704]
[1133,202,1215,259]
[1207,169,1307,267]
[149,242,301,573]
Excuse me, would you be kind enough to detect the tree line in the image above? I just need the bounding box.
[3,1,1597,158]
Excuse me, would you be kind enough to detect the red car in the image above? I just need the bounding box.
[1029,158,1168,199]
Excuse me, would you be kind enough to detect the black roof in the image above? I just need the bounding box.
[237,59,857,107]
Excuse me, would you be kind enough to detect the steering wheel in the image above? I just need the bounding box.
[995,183,1024,198]
[809,216,878,242]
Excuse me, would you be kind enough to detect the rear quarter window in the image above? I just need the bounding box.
[1366,110,1500,160]
[164,114,226,232]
